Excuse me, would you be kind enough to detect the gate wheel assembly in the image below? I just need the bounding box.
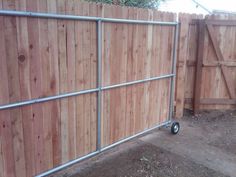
[171,122,180,134]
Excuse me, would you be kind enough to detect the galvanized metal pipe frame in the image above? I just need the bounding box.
[0,10,179,177]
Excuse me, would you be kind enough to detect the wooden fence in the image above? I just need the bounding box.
[1,0,236,176]
[0,1,176,176]
[175,13,236,117]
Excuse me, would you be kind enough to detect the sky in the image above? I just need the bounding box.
[158,0,236,14]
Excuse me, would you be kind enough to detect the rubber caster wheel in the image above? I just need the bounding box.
[171,122,180,135]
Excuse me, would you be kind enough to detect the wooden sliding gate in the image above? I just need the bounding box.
[0,2,178,177]
[194,18,236,113]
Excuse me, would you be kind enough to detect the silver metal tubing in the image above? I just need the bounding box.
[35,150,100,177]
[35,120,171,177]
[97,20,102,151]
[0,10,178,25]
[0,88,99,110]
[0,74,174,111]
[102,74,175,91]
[101,18,177,25]
[101,120,171,152]
[168,23,179,121]
[0,10,100,21]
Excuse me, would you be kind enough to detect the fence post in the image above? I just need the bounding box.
[168,22,179,121]
[193,19,205,114]
[97,19,102,151]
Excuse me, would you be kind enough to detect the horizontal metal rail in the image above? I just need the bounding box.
[102,74,175,90]
[0,74,174,110]
[0,10,178,25]
[35,120,171,177]
[0,88,99,110]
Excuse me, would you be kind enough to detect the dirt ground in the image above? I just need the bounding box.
[49,110,236,177]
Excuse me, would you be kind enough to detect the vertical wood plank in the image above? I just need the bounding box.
[88,2,98,152]
[3,1,27,177]
[57,0,69,163]
[81,3,92,154]
[15,0,34,176]
[194,20,205,114]
[175,14,189,118]
[0,13,16,177]
[38,0,53,171]
[74,1,84,155]
[125,7,136,137]
[144,9,153,129]
[101,4,110,146]
[47,0,61,166]
[66,0,76,160]
[27,0,45,174]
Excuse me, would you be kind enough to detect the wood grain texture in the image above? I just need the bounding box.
[199,14,236,110]
[175,14,203,117]
[175,14,236,113]
[0,1,176,176]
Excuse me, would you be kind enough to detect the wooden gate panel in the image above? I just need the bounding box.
[194,15,236,112]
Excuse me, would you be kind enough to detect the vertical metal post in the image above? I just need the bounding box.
[97,20,102,151]
[168,23,179,121]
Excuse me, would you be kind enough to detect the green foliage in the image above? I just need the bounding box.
[85,0,164,9]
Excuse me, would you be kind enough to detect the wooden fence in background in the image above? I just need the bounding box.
[175,13,236,117]
[0,1,176,176]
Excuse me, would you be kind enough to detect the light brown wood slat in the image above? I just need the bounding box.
[144,9,153,129]
[203,61,236,67]
[148,11,162,128]
[206,24,236,98]
[184,15,203,110]
[193,20,205,114]
[0,15,16,177]
[129,7,139,136]
[74,1,85,155]
[26,0,45,174]
[112,6,127,142]
[200,98,236,105]
[57,0,69,163]
[15,0,35,175]
[3,1,28,177]
[159,12,172,123]
[15,2,33,177]
[133,8,145,135]
[65,0,76,161]
[38,0,54,172]
[0,136,3,177]
[81,2,92,154]
[175,14,190,118]
[88,2,99,156]
[138,8,150,131]
[206,19,236,26]
[108,5,123,144]
[46,0,61,166]
[129,8,139,135]
[125,7,136,137]
[101,4,110,147]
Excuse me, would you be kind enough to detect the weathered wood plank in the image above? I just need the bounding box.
[26,0,45,174]
[206,24,236,98]
[206,19,236,26]
[0,13,16,177]
[57,0,69,163]
[66,0,76,160]
[200,98,236,105]
[47,0,61,166]
[193,20,205,114]
[74,1,85,155]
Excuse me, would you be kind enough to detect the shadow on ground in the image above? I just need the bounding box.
[50,110,236,177]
